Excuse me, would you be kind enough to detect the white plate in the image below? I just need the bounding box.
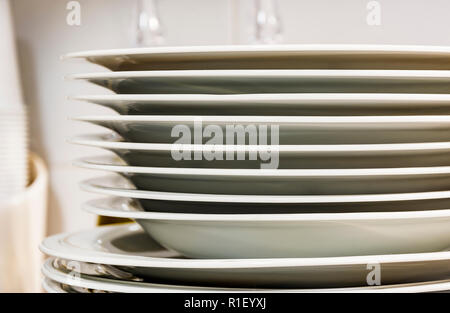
[81,175,450,204]
[74,115,450,144]
[83,197,450,258]
[40,224,450,288]
[72,94,450,116]
[80,177,450,213]
[43,258,450,293]
[75,155,450,195]
[70,70,450,95]
[69,134,450,169]
[63,44,450,71]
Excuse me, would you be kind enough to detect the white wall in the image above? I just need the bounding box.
[10,0,450,234]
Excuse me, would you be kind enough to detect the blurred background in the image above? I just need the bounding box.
[1,0,450,292]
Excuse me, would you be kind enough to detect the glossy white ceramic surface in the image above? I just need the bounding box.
[75,115,450,144]
[71,70,450,95]
[42,258,450,293]
[74,155,450,195]
[40,224,450,288]
[83,197,450,259]
[70,134,450,169]
[64,44,450,71]
[73,93,450,116]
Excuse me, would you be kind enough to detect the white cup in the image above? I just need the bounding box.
[0,153,48,293]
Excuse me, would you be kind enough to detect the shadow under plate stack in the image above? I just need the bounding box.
[40,45,450,293]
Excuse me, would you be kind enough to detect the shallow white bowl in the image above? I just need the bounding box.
[69,134,450,169]
[74,114,450,145]
[75,155,450,195]
[71,70,450,95]
[83,197,450,259]
[79,175,450,213]
[73,93,450,116]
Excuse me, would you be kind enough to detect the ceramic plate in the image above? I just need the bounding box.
[63,44,450,71]
[71,70,450,94]
[80,176,450,213]
[83,197,450,258]
[43,258,450,293]
[72,94,450,116]
[40,224,450,288]
[74,115,450,144]
[75,155,450,195]
[70,134,450,169]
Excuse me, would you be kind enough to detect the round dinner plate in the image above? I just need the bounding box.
[63,44,450,71]
[72,94,450,116]
[43,258,450,293]
[69,134,450,169]
[75,115,450,144]
[75,155,450,195]
[80,175,450,204]
[40,224,450,288]
[71,70,450,94]
[80,175,450,213]
[83,197,450,259]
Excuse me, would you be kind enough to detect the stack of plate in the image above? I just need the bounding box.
[41,45,450,293]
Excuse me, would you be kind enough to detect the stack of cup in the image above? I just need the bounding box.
[0,106,28,196]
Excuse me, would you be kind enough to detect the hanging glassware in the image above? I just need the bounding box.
[253,0,283,44]
[132,0,164,47]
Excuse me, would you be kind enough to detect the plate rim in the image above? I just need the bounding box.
[81,175,450,205]
[72,93,450,104]
[75,155,450,177]
[69,134,450,152]
[73,114,450,124]
[40,224,450,269]
[69,69,450,80]
[83,194,450,221]
[62,44,450,59]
